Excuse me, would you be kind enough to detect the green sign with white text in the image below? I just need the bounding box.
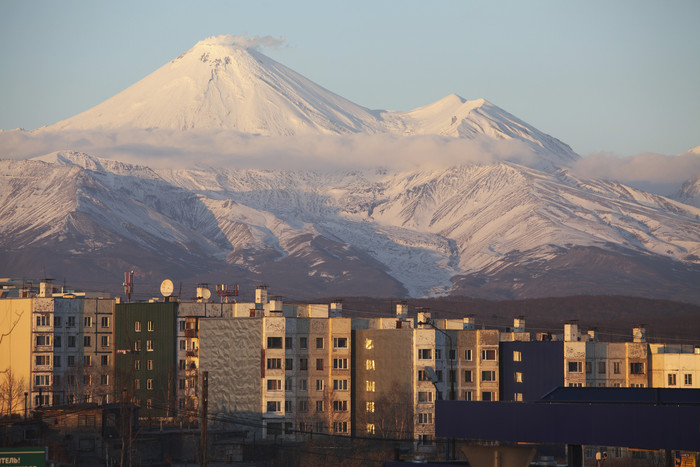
[0,447,46,467]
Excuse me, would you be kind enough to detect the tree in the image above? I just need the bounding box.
[0,368,27,416]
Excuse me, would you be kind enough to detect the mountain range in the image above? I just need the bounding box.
[1,35,699,303]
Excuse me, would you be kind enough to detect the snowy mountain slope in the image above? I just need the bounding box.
[8,151,697,300]
[43,36,389,136]
[38,35,579,172]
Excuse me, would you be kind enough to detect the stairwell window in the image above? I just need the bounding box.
[481,349,496,361]
[418,349,432,360]
[630,362,645,374]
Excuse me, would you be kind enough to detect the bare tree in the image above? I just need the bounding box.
[373,382,413,441]
[0,368,27,416]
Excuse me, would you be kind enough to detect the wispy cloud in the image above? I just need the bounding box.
[571,150,700,195]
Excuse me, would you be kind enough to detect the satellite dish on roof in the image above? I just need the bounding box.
[202,288,211,300]
[160,279,174,297]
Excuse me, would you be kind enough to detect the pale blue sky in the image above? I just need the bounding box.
[1,0,698,156]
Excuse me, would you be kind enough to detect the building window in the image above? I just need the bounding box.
[267,401,281,412]
[35,375,51,386]
[630,362,645,375]
[84,355,92,366]
[418,412,433,424]
[84,317,92,327]
[418,349,432,359]
[134,360,141,371]
[299,337,308,349]
[568,361,583,373]
[146,340,153,351]
[513,351,522,362]
[481,349,496,361]
[147,320,154,332]
[147,360,153,370]
[147,379,153,390]
[366,401,375,413]
[134,321,141,332]
[267,379,282,391]
[54,356,61,367]
[449,348,457,360]
[299,358,308,371]
[668,373,677,386]
[299,378,308,391]
[298,400,308,413]
[366,380,375,392]
[316,358,324,371]
[365,359,375,370]
[35,355,50,366]
[84,335,91,347]
[68,355,75,367]
[365,338,373,350]
[146,399,152,409]
[101,335,109,347]
[333,379,348,390]
[585,361,592,374]
[101,316,109,328]
[598,362,606,374]
[285,400,293,412]
[68,335,76,347]
[35,335,51,346]
[366,423,375,434]
[333,421,348,433]
[463,391,473,401]
[435,349,442,360]
[464,349,472,361]
[481,370,496,382]
[36,314,50,327]
[179,379,185,390]
[101,355,109,366]
[180,340,186,350]
[179,359,186,370]
[418,370,430,382]
[84,374,91,385]
[315,400,324,412]
[333,337,348,349]
[67,316,76,327]
[315,379,324,391]
[101,374,109,385]
[685,373,693,385]
[285,358,294,371]
[568,382,583,387]
[54,336,61,348]
[54,316,62,327]
[267,358,282,370]
[316,337,324,349]
[515,372,523,383]
[418,391,433,402]
[514,392,524,401]
[333,400,348,412]
[482,391,493,401]
[613,361,621,374]
[333,358,348,370]
[267,336,283,349]
[464,370,473,383]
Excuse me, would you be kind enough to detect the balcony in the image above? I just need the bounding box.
[185,329,197,338]
[186,349,198,357]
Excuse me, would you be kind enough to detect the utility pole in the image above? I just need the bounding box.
[200,371,208,467]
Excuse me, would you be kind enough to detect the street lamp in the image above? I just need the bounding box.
[24,391,28,420]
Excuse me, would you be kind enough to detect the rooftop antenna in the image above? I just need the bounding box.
[123,270,134,303]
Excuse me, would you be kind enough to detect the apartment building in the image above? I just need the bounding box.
[352,306,501,446]
[199,291,352,440]
[649,344,700,388]
[0,282,115,414]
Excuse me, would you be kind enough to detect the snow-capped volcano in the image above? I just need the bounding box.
[42,35,578,168]
[45,35,384,135]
